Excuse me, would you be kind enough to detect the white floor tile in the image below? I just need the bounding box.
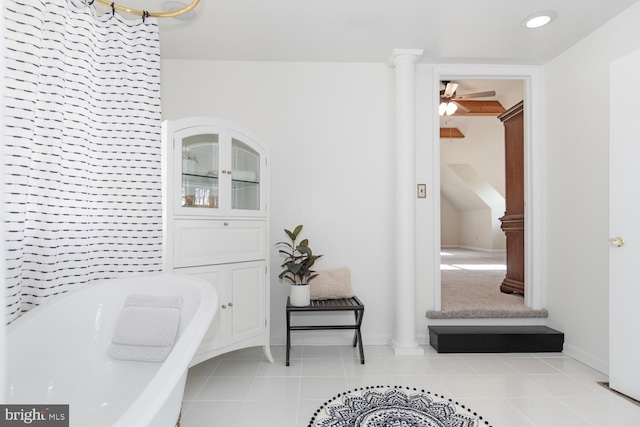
[527,374,601,397]
[180,400,193,415]
[302,344,342,358]
[237,400,298,426]
[462,355,521,375]
[389,375,449,392]
[437,375,495,399]
[480,374,553,398]
[346,375,393,389]
[299,376,349,400]
[180,346,640,427]
[220,346,266,360]
[458,397,537,427]
[424,356,476,375]
[342,357,387,376]
[571,374,614,397]
[196,376,254,400]
[211,358,261,377]
[298,399,325,426]
[338,344,366,359]
[560,396,640,427]
[256,358,302,377]
[501,356,563,374]
[271,344,302,361]
[384,358,432,375]
[301,358,345,376]
[186,357,220,378]
[539,356,603,375]
[180,401,244,426]
[182,376,208,401]
[509,397,596,427]
[248,376,301,400]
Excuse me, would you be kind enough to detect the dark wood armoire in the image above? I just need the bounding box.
[498,101,525,295]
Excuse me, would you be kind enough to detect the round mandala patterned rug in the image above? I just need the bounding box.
[309,385,492,427]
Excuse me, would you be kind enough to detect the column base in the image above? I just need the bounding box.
[390,339,425,356]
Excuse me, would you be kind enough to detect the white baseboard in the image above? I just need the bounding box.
[563,343,609,376]
[270,332,431,348]
[271,331,395,347]
[452,245,506,253]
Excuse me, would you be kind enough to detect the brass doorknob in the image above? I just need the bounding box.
[609,236,625,247]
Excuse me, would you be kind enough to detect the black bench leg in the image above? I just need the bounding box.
[286,308,291,366]
[355,308,365,364]
[352,310,359,347]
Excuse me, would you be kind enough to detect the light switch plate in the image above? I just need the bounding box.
[417,184,427,198]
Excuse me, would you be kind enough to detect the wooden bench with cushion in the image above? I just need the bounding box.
[285,295,365,366]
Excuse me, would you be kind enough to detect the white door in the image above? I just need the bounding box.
[609,48,640,401]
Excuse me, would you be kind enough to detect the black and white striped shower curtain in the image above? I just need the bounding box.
[4,0,163,323]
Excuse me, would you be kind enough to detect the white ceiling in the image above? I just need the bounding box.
[121,0,639,63]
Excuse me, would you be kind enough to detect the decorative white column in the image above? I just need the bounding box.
[389,49,424,356]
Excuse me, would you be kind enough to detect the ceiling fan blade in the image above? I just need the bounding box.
[453,90,496,100]
[452,101,470,115]
[443,82,458,98]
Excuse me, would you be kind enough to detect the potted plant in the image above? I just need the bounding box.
[276,224,323,306]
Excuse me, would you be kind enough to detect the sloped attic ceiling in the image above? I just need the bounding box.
[439,79,523,213]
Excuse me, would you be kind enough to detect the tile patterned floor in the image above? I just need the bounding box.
[180,345,640,427]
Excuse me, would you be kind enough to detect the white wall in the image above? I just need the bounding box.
[441,116,506,200]
[543,1,640,372]
[162,60,406,345]
[458,209,494,249]
[440,115,507,251]
[160,0,640,368]
[440,197,458,247]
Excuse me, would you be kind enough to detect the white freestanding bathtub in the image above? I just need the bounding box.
[6,274,218,427]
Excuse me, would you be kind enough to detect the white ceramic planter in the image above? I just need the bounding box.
[289,284,311,306]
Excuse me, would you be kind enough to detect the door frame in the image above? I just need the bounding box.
[431,65,544,310]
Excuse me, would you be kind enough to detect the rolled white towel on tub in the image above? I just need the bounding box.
[108,294,183,362]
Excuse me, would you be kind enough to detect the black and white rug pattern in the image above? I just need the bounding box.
[309,385,492,427]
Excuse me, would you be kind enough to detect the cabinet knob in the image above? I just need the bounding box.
[224,222,229,226]
[221,304,227,309]
[228,302,233,307]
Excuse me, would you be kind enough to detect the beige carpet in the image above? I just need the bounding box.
[426,248,548,319]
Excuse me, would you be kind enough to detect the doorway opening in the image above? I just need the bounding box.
[429,69,545,318]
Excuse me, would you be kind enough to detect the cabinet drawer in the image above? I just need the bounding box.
[174,220,266,267]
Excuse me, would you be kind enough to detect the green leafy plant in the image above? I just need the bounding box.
[276,225,323,285]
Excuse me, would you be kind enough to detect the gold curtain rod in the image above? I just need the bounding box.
[94,0,199,18]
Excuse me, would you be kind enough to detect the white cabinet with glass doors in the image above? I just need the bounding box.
[171,123,266,217]
[162,117,273,365]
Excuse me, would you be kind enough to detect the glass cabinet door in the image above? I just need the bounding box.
[231,138,260,211]
[181,133,220,210]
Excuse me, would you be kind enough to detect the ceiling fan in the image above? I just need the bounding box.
[439,81,496,116]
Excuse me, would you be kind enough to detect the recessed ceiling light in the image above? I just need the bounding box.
[162,1,196,20]
[522,10,557,29]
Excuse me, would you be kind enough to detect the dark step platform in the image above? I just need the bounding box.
[428,326,564,353]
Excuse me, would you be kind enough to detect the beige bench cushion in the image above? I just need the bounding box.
[310,267,354,300]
